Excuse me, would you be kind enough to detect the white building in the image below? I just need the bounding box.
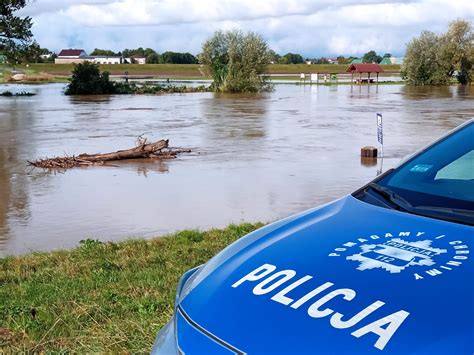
[125,55,146,64]
[90,56,123,64]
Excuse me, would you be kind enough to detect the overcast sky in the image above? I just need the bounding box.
[19,0,474,57]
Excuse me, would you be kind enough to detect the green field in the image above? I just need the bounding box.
[19,63,204,77]
[0,223,263,353]
[2,63,401,82]
[268,63,401,74]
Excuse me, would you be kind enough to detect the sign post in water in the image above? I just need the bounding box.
[377,113,383,157]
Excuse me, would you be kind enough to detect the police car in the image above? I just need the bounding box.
[153,119,473,354]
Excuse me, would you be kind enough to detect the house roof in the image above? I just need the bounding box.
[346,63,384,73]
[350,58,363,64]
[58,49,85,57]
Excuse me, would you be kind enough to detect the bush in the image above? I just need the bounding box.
[65,62,116,95]
[200,30,273,93]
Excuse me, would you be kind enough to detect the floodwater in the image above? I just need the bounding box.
[0,83,472,256]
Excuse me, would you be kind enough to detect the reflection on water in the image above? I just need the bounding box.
[0,83,472,256]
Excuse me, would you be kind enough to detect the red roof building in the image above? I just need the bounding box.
[346,63,384,73]
[57,49,87,58]
[346,63,384,84]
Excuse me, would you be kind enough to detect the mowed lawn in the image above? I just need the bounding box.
[0,223,263,353]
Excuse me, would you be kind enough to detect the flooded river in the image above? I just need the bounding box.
[0,83,472,256]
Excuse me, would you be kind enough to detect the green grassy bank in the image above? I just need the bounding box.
[0,223,263,353]
[1,63,401,83]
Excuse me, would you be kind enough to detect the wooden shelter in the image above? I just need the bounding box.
[346,63,384,84]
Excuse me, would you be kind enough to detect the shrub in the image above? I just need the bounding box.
[65,62,116,95]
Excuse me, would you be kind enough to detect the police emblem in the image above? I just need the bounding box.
[346,238,447,273]
[329,231,470,280]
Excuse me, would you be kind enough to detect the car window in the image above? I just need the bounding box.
[435,150,474,181]
[377,121,474,210]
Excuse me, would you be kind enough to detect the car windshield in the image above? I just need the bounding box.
[360,120,474,224]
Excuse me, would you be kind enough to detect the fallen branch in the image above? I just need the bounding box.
[29,139,191,169]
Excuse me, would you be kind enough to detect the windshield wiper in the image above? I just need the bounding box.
[367,183,413,211]
[367,183,474,226]
[410,206,474,226]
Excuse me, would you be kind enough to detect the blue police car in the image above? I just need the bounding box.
[153,119,473,354]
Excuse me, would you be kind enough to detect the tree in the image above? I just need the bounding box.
[337,56,350,65]
[401,20,473,85]
[200,29,272,92]
[280,52,304,64]
[383,53,392,58]
[439,19,474,84]
[362,50,382,63]
[90,48,118,56]
[401,31,450,85]
[159,51,198,64]
[277,56,288,64]
[146,52,160,64]
[65,62,116,95]
[0,0,33,63]
[268,49,280,63]
[16,39,40,62]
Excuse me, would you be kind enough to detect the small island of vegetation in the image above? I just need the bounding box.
[64,61,209,95]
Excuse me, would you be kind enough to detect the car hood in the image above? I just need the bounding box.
[179,196,473,354]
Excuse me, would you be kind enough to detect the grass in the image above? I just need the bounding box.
[268,63,401,74]
[0,63,402,87]
[0,222,264,353]
[13,63,204,77]
[1,63,401,81]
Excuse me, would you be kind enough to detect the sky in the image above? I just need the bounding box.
[19,0,474,58]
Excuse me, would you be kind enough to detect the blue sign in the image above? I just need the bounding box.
[377,113,383,145]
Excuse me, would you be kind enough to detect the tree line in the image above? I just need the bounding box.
[267,51,393,65]
[90,48,199,64]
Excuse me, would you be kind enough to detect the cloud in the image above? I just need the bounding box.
[21,0,474,57]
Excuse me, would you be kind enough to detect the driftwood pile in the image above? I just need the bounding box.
[28,138,191,169]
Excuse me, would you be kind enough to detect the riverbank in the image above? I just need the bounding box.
[0,63,401,83]
[0,223,262,352]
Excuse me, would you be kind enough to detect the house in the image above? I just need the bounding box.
[125,55,146,64]
[55,49,125,64]
[327,58,339,65]
[55,49,88,64]
[90,56,123,64]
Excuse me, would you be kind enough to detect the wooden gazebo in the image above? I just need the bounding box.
[346,63,384,84]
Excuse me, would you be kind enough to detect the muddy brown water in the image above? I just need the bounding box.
[0,83,472,256]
